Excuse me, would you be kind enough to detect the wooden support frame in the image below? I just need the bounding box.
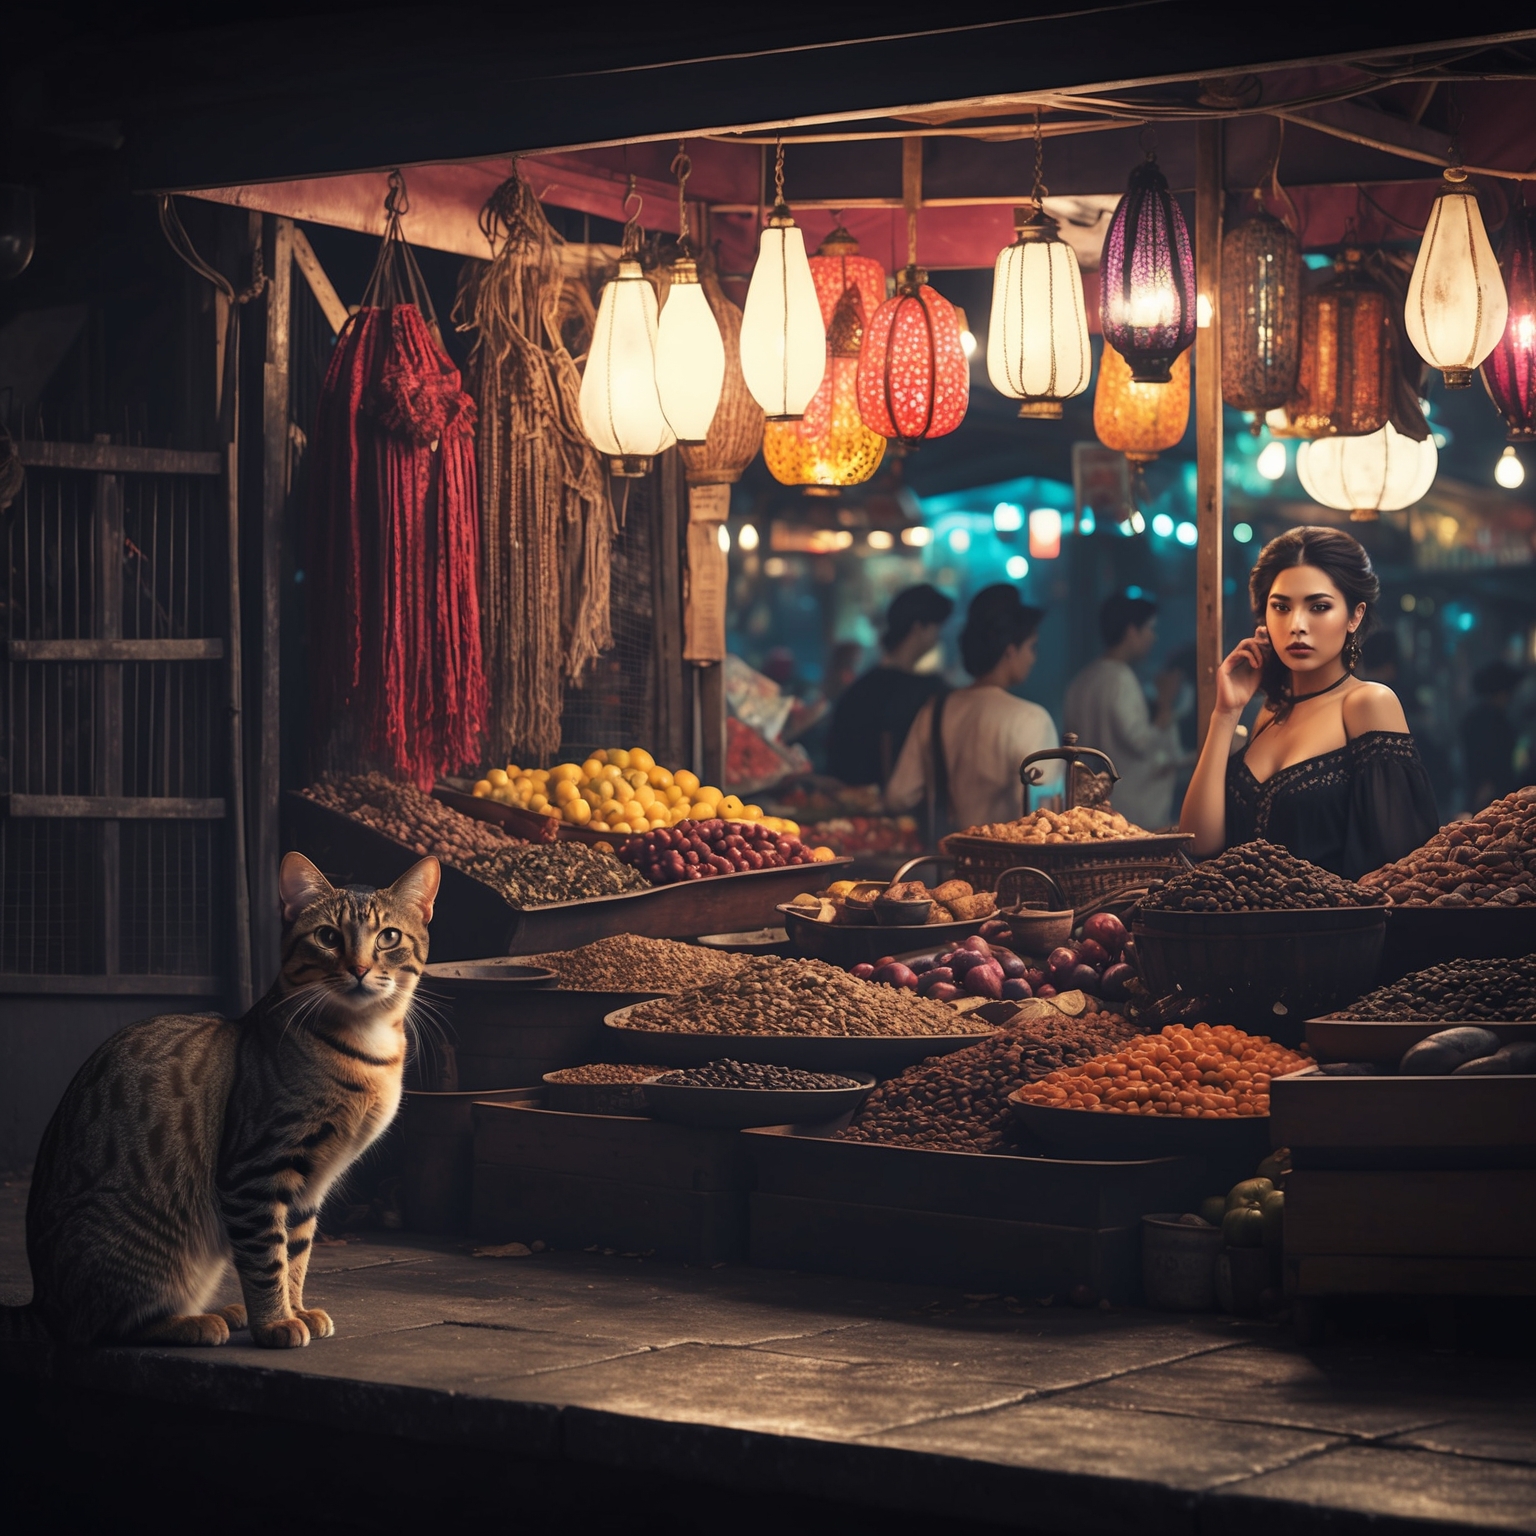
[1194,121,1224,749]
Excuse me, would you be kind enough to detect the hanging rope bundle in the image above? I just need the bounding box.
[309,171,488,788]
[457,166,615,765]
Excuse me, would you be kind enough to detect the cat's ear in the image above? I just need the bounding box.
[387,857,440,925]
[279,852,336,923]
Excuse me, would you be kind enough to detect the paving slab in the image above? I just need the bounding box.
[1383,1415,1536,1466]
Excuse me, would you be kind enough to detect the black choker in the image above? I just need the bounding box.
[1274,667,1353,719]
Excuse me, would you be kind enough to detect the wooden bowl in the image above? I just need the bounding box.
[874,896,934,926]
[1000,905,1075,954]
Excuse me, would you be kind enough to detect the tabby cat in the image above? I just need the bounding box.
[3,851,438,1349]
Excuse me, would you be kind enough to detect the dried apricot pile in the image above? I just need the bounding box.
[1014,1022,1310,1118]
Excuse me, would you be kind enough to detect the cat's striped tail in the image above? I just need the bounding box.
[0,1302,51,1342]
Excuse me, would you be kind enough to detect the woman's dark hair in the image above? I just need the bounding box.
[1248,526,1379,710]
[959,584,1044,678]
[1099,592,1158,649]
[882,583,955,652]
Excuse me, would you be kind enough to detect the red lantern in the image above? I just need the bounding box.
[1482,205,1536,442]
[857,266,970,444]
[801,226,886,440]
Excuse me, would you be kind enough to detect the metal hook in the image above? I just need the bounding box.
[384,168,409,219]
[671,142,693,250]
[622,174,644,257]
[1031,107,1049,204]
[773,139,786,208]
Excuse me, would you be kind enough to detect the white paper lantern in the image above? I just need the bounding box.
[1297,422,1437,521]
[579,259,677,477]
[741,212,826,420]
[1405,167,1509,389]
[655,255,725,445]
[987,203,1091,418]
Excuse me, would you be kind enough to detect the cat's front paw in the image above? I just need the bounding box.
[295,1307,333,1339]
[251,1316,310,1349]
[218,1303,248,1330]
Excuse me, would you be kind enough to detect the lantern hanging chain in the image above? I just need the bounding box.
[1031,108,1049,206]
[621,175,643,259]
[773,140,787,213]
[672,143,693,254]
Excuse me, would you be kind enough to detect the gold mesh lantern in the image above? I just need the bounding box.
[1093,341,1189,463]
[1284,249,1392,439]
[1221,205,1302,412]
[679,252,765,501]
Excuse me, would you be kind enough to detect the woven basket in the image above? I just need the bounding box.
[940,831,1194,910]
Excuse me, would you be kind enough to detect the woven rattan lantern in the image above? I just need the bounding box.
[1481,206,1536,441]
[1100,153,1196,384]
[1406,166,1508,390]
[1297,421,1437,521]
[1093,341,1189,463]
[1284,250,1392,439]
[1221,205,1302,412]
[857,266,970,444]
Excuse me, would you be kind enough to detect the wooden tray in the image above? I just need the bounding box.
[1304,1016,1536,1064]
[777,903,988,965]
[1270,1066,1536,1169]
[602,1004,993,1076]
[745,1125,1208,1303]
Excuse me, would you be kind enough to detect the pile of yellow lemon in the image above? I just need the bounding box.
[471,748,803,838]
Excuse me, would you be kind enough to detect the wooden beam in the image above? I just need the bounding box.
[16,441,221,476]
[7,796,228,819]
[290,225,351,334]
[6,638,224,661]
[1194,120,1224,752]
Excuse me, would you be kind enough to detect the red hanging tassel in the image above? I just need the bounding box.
[310,303,487,789]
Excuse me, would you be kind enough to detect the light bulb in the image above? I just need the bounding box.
[655,259,725,445]
[867,529,894,550]
[992,503,1024,532]
[1233,522,1254,544]
[948,527,972,553]
[1496,446,1525,488]
[1256,440,1287,480]
[960,328,978,358]
[717,524,731,552]
[1151,512,1175,538]
[738,523,759,551]
[1175,521,1199,546]
[1196,292,1214,329]
[1128,510,1147,534]
[1028,508,1062,560]
[578,259,676,477]
[741,213,826,419]
[1005,555,1029,579]
[901,525,932,547]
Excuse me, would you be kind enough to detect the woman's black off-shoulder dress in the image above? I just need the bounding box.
[1225,730,1439,880]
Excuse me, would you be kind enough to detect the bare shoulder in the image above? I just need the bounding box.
[1342,680,1409,734]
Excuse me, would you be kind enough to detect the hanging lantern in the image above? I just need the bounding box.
[740,144,826,419]
[1297,421,1437,521]
[578,226,676,478]
[1093,341,1189,463]
[1100,153,1196,384]
[1481,205,1536,441]
[764,227,886,488]
[858,269,970,444]
[1220,204,1302,412]
[1284,249,1392,439]
[654,148,725,446]
[679,252,765,503]
[1406,166,1508,389]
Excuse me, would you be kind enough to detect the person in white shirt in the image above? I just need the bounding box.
[886,584,1061,833]
[1063,593,1186,830]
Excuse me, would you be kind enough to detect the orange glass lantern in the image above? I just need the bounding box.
[1284,249,1392,439]
[765,227,887,488]
[1093,341,1189,463]
[857,265,970,445]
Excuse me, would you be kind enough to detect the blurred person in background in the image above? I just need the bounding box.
[827,584,953,787]
[1361,630,1456,812]
[797,641,863,772]
[1063,593,1187,829]
[886,584,1059,836]
[1462,660,1523,810]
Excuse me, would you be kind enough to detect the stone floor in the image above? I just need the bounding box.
[2,1174,1533,1534]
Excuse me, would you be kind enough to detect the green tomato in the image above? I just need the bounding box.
[1223,1204,1267,1248]
[1226,1177,1275,1212]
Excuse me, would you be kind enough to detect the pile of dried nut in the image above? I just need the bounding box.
[957,806,1147,843]
[302,773,521,867]
[1359,787,1536,907]
[513,935,745,993]
[464,842,649,906]
[840,1012,1141,1154]
[1329,954,1536,1022]
[615,956,994,1038]
[544,1063,667,1085]
[1141,840,1386,914]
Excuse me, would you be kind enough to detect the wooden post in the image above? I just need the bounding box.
[1194,121,1224,748]
[224,431,254,1014]
[698,664,726,790]
[651,450,687,772]
[253,215,292,981]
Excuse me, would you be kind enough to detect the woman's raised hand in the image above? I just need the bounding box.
[1215,629,1269,716]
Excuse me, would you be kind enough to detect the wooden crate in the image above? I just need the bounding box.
[471,1099,758,1265]
[745,1127,1208,1303]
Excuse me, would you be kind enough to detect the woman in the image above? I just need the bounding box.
[1180,526,1437,879]
[886,584,1060,833]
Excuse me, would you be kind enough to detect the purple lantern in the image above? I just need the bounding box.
[1100,156,1196,384]
[1481,206,1536,442]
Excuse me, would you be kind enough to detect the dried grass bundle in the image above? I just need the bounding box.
[458,169,615,762]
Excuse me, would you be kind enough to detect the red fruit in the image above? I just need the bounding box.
[1036,984,1057,998]
[1047,946,1080,978]
[872,962,919,989]
[963,962,1004,999]
[927,982,961,1002]
[1077,939,1110,969]
[1067,964,1101,994]
[1099,962,1135,1000]
[1082,911,1128,957]
[1023,968,1047,991]
[962,934,993,954]
[849,963,876,980]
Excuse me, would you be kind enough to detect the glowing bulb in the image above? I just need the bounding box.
[738,522,760,551]
[1495,446,1526,488]
[992,502,1024,532]
[1128,510,1147,534]
[1028,508,1062,560]
[1256,440,1287,480]
[1175,521,1199,546]
[1196,292,1214,329]
[867,529,894,550]
[1079,509,1096,535]
[1232,522,1254,544]
[1151,512,1175,538]
[717,523,731,553]
[960,329,977,358]
[1005,554,1029,579]
[901,525,932,547]
[948,527,972,553]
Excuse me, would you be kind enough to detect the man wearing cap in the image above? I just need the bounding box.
[827,584,954,788]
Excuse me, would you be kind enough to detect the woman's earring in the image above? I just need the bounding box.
[1344,629,1362,670]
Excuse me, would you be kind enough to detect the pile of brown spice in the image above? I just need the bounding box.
[513,935,746,993]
